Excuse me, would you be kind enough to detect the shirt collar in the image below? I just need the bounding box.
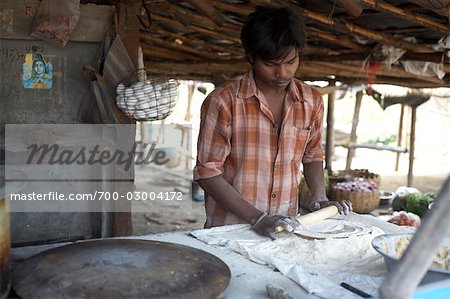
[237,70,307,102]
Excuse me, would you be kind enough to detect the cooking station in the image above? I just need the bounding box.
[9,209,450,299]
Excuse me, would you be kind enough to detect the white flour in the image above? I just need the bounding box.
[192,220,394,298]
[248,224,386,274]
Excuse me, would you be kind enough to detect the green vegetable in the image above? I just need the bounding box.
[404,192,434,218]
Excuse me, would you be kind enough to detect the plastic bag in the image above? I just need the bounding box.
[31,0,80,47]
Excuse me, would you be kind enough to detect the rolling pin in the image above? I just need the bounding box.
[276,205,338,232]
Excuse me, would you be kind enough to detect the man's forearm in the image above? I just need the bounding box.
[303,161,327,200]
[197,175,263,225]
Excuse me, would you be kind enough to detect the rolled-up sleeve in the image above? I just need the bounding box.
[193,94,232,181]
[302,89,325,164]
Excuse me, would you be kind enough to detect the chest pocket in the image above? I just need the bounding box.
[283,125,311,162]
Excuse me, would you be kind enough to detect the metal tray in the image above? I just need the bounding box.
[12,239,231,298]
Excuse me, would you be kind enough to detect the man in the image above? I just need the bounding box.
[194,6,352,239]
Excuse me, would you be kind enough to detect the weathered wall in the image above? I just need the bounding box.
[0,0,114,245]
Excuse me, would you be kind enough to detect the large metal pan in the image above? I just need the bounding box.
[12,239,230,299]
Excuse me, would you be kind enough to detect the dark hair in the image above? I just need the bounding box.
[240,6,306,62]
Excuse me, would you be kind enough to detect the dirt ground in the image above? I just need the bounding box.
[131,148,449,236]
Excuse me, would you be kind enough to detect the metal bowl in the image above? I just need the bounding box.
[372,233,450,284]
[378,190,395,206]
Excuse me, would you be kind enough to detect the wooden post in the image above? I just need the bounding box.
[185,83,196,122]
[407,106,417,186]
[138,46,148,154]
[111,0,141,236]
[325,81,336,174]
[345,91,363,170]
[395,104,405,171]
[115,0,141,68]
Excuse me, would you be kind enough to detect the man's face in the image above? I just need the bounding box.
[252,48,299,91]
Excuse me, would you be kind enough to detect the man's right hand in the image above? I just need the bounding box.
[251,214,300,239]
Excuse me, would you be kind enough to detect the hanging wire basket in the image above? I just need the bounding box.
[115,70,179,121]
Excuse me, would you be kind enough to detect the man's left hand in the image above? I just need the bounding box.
[309,199,353,215]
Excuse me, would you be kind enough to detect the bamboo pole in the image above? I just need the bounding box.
[330,76,445,88]
[140,61,446,88]
[337,0,364,17]
[359,0,448,33]
[342,20,435,53]
[344,143,407,153]
[409,0,450,17]
[408,106,417,186]
[395,104,405,172]
[142,45,202,61]
[143,61,250,76]
[183,0,226,27]
[308,28,370,52]
[212,1,254,16]
[443,64,450,73]
[303,52,450,63]
[312,61,444,84]
[346,91,363,170]
[325,81,336,174]
[141,34,230,60]
[141,29,244,58]
[302,46,343,56]
[166,3,241,34]
[151,13,241,44]
[268,0,438,53]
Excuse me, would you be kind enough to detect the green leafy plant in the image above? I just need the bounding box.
[404,192,434,218]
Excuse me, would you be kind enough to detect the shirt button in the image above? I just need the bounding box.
[274,163,279,168]
[273,124,277,129]
[271,193,276,198]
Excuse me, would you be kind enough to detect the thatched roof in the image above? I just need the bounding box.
[97,1,450,88]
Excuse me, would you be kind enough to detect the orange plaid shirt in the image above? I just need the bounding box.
[194,71,324,227]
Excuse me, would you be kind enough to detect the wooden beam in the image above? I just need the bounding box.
[310,61,445,84]
[143,61,250,76]
[345,143,407,153]
[359,0,448,33]
[408,106,417,186]
[140,61,448,88]
[395,104,405,172]
[342,76,446,88]
[325,81,336,173]
[115,1,141,68]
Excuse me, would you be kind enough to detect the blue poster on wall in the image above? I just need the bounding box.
[22,53,53,89]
